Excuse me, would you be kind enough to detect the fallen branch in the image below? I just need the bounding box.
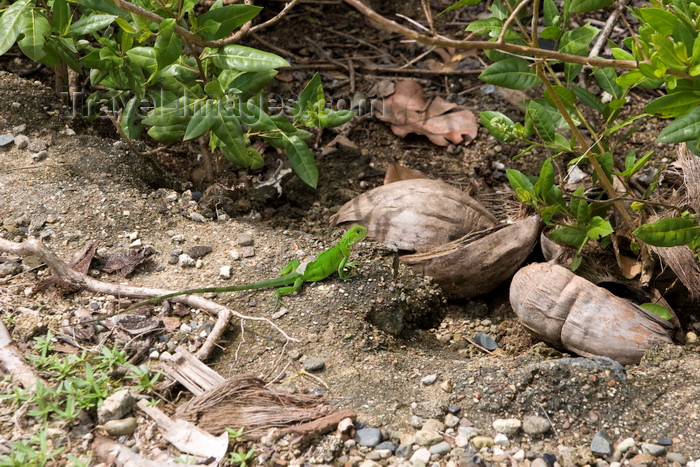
[0,238,298,362]
[0,320,43,390]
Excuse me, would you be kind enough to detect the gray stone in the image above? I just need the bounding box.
[395,444,411,459]
[178,254,195,267]
[189,212,207,222]
[473,332,498,350]
[102,417,137,436]
[410,415,424,428]
[411,400,448,419]
[420,374,438,385]
[374,441,396,452]
[0,261,22,278]
[494,433,509,446]
[492,418,521,435]
[14,134,29,149]
[522,415,551,435]
[457,426,479,440]
[0,133,14,146]
[666,452,686,465]
[444,413,460,428]
[302,357,325,372]
[97,389,134,424]
[454,433,470,448]
[236,233,254,246]
[414,429,443,446]
[590,430,612,456]
[355,427,382,447]
[428,441,451,456]
[186,245,212,258]
[640,443,666,456]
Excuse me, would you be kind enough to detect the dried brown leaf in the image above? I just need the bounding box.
[375,80,478,146]
[383,163,429,184]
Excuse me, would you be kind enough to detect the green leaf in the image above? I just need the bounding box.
[586,216,613,240]
[213,114,255,166]
[184,104,217,140]
[635,7,676,35]
[571,85,606,113]
[540,26,561,41]
[121,96,144,140]
[478,58,540,90]
[154,18,182,70]
[69,14,116,35]
[559,24,599,81]
[527,100,556,143]
[644,92,700,118]
[545,85,576,108]
[126,46,156,70]
[207,45,289,71]
[480,111,518,142]
[439,0,482,15]
[616,71,663,89]
[506,168,535,201]
[593,67,623,99]
[52,0,70,34]
[45,36,81,72]
[640,303,673,321]
[620,150,653,177]
[18,9,51,61]
[534,158,563,206]
[147,123,187,143]
[281,135,318,188]
[197,4,262,40]
[569,186,591,223]
[569,0,612,13]
[656,106,700,143]
[543,0,559,27]
[77,0,128,18]
[549,226,587,247]
[0,0,33,56]
[293,72,323,124]
[633,217,700,246]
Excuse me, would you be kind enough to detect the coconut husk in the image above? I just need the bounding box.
[330,178,498,252]
[401,215,541,299]
[510,262,676,365]
[648,144,700,298]
[174,375,333,437]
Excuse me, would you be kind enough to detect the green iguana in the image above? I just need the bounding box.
[125,225,367,311]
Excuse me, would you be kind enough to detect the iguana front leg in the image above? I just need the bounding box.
[337,254,360,280]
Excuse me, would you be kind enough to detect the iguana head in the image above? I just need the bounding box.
[344,224,368,245]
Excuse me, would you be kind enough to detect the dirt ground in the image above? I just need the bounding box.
[1,1,700,465]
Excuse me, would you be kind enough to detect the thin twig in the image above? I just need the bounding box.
[498,0,531,44]
[342,0,682,75]
[0,238,299,362]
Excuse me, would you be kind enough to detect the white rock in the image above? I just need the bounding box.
[409,448,431,464]
[492,418,521,435]
[494,433,509,446]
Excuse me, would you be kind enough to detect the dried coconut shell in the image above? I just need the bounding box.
[510,262,676,365]
[330,178,498,252]
[401,215,540,299]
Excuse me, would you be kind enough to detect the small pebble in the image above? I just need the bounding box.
[444,413,459,428]
[355,427,382,447]
[666,452,686,465]
[409,448,430,464]
[531,458,548,467]
[640,443,665,456]
[428,441,451,456]
[374,441,396,453]
[522,415,551,435]
[616,437,635,453]
[457,426,479,440]
[186,245,212,258]
[189,212,207,222]
[470,436,493,449]
[178,254,195,267]
[236,233,254,246]
[541,453,557,467]
[410,415,424,428]
[395,444,411,459]
[454,434,470,448]
[686,332,698,344]
[447,404,461,414]
[473,332,498,350]
[14,134,29,149]
[102,417,137,436]
[302,357,325,372]
[420,374,437,386]
[219,265,231,279]
[493,433,509,446]
[0,133,14,146]
[657,436,672,446]
[492,418,521,435]
[591,430,613,456]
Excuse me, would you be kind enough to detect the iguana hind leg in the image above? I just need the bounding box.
[273,276,304,309]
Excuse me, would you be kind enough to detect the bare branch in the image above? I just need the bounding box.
[0,238,299,362]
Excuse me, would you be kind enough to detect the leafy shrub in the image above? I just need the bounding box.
[0,0,353,187]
